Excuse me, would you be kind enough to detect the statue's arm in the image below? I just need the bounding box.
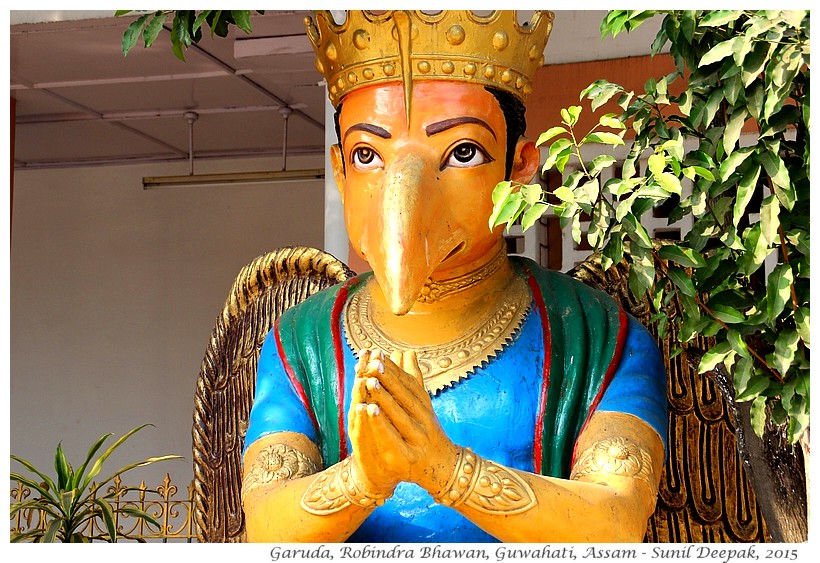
[430,410,664,542]
[242,431,381,542]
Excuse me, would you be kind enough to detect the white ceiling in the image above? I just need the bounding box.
[10,10,660,172]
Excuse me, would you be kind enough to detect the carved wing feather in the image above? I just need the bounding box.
[569,249,768,543]
[192,247,354,542]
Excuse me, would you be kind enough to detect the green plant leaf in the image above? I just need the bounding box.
[118,505,163,530]
[583,132,625,146]
[121,13,151,56]
[42,518,63,543]
[598,114,626,130]
[700,37,742,67]
[11,455,58,501]
[536,126,568,146]
[750,395,768,437]
[55,442,71,491]
[766,263,794,322]
[231,10,253,33]
[772,329,799,376]
[666,265,696,297]
[521,203,548,232]
[722,109,747,156]
[759,194,780,246]
[658,244,706,268]
[589,155,617,176]
[699,341,732,373]
[142,12,167,48]
[732,164,761,227]
[80,424,152,494]
[94,498,118,543]
[758,150,795,210]
[795,307,810,348]
[700,10,743,27]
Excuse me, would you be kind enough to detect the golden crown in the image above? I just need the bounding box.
[305,10,554,108]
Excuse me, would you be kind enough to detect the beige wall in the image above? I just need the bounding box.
[10,155,325,487]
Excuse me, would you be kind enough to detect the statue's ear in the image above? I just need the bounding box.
[510,138,540,184]
[330,144,346,203]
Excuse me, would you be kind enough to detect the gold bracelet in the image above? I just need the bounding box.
[434,447,536,514]
[300,456,392,515]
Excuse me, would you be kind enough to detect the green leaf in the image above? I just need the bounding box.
[709,304,746,324]
[750,395,768,437]
[122,13,151,56]
[759,194,780,246]
[700,10,743,27]
[561,106,582,126]
[758,150,794,210]
[589,155,617,176]
[489,192,524,230]
[699,341,732,373]
[80,424,152,494]
[142,13,167,48]
[732,164,761,227]
[723,109,747,156]
[656,172,682,196]
[700,37,742,67]
[192,11,210,35]
[492,180,513,206]
[718,148,753,182]
[766,263,794,322]
[795,307,810,348]
[11,455,58,500]
[666,265,697,298]
[536,126,568,146]
[55,442,71,491]
[94,498,118,542]
[520,184,543,206]
[553,186,575,203]
[43,518,62,543]
[621,212,652,248]
[703,88,724,128]
[231,10,253,33]
[598,114,626,130]
[772,329,799,376]
[521,203,548,232]
[582,132,625,146]
[658,244,706,268]
[602,234,624,271]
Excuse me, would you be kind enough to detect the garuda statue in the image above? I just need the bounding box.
[192,10,768,544]
[240,10,665,542]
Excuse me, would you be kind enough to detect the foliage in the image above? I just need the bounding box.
[491,10,810,442]
[10,425,182,542]
[117,10,261,61]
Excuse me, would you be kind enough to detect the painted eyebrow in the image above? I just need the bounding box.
[425,117,497,139]
[344,123,391,141]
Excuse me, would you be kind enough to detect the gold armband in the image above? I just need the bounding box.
[242,442,319,501]
[434,447,536,514]
[570,436,656,491]
[301,456,392,515]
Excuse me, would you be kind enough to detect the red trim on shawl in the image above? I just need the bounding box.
[570,307,630,466]
[331,281,351,459]
[525,269,552,475]
[274,317,320,433]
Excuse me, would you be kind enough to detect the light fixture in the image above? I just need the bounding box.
[142,107,324,189]
[143,168,324,188]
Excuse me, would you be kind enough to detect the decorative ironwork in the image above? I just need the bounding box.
[10,473,197,542]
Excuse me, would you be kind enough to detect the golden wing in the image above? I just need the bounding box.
[191,247,354,542]
[570,250,768,543]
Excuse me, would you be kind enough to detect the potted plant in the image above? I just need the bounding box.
[10,424,182,542]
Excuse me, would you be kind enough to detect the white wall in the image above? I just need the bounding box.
[10,155,326,491]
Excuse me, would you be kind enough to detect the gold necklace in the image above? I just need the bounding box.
[417,246,506,303]
[344,273,531,394]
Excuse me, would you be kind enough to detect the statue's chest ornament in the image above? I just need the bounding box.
[344,275,532,394]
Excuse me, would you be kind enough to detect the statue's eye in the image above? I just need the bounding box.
[352,147,383,170]
[443,142,490,169]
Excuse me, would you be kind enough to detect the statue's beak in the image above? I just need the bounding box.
[360,153,462,315]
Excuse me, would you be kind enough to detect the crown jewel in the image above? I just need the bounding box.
[305,10,554,108]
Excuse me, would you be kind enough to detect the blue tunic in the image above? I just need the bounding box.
[245,264,667,542]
